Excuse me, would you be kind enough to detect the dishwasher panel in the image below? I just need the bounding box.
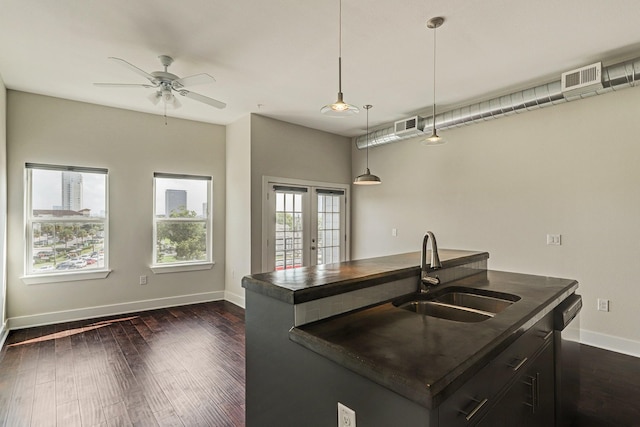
[554,293,582,427]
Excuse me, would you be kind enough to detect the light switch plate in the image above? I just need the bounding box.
[546,234,561,245]
[597,298,609,312]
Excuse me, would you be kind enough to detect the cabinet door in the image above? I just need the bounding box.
[475,388,519,427]
[476,343,554,427]
[525,343,554,426]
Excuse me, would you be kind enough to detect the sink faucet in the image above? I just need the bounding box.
[421,231,442,291]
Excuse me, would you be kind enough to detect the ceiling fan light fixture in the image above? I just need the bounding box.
[95,55,226,110]
[354,104,381,185]
[162,89,174,104]
[148,91,161,105]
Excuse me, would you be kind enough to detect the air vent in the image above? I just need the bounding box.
[561,62,603,97]
[394,116,424,136]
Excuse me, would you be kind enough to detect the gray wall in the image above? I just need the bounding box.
[250,114,351,273]
[225,114,252,306]
[351,85,640,355]
[0,75,6,337]
[6,91,226,326]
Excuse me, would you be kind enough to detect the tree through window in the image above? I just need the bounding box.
[153,173,212,265]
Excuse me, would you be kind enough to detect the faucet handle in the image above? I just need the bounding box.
[421,272,440,287]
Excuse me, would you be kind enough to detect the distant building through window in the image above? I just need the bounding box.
[165,189,187,217]
[25,163,108,276]
[62,171,83,211]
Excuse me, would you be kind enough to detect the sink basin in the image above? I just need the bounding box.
[432,291,518,314]
[393,287,520,323]
[398,300,493,322]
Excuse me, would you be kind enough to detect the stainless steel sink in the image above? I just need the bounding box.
[393,287,520,322]
[398,300,493,322]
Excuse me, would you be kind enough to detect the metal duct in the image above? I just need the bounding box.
[355,56,640,149]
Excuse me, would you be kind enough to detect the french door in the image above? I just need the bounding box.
[263,179,349,272]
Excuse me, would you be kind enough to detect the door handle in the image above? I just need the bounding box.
[508,357,528,372]
[461,398,489,421]
[523,373,539,414]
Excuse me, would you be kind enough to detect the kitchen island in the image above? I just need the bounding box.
[242,250,578,427]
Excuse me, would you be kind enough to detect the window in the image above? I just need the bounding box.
[153,173,212,271]
[25,163,108,279]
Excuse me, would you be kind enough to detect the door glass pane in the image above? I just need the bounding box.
[317,194,341,265]
[275,191,304,270]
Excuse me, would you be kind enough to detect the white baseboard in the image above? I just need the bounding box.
[7,291,225,330]
[580,328,640,358]
[224,290,245,308]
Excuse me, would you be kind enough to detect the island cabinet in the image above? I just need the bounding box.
[243,251,578,427]
[440,313,555,427]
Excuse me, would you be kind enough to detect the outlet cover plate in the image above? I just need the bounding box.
[338,402,356,427]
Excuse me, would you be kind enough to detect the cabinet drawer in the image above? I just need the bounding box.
[438,313,553,427]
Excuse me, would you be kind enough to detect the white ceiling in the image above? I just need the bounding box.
[2,0,640,137]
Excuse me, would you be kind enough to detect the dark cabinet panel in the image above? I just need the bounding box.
[477,342,554,427]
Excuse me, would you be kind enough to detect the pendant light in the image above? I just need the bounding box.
[421,16,447,146]
[321,0,359,117]
[354,105,382,185]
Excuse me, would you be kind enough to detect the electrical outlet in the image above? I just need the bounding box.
[338,403,356,427]
[597,298,609,312]
[139,275,147,285]
[391,228,398,237]
[546,234,562,245]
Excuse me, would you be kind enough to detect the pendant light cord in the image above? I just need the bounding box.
[432,25,437,132]
[366,105,370,168]
[338,0,342,93]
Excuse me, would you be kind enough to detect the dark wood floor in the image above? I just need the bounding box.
[1,302,639,426]
[576,344,640,427]
[0,301,245,427]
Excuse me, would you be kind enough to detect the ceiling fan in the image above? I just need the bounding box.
[94,55,226,109]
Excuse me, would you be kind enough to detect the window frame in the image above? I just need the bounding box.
[151,172,214,274]
[22,163,111,284]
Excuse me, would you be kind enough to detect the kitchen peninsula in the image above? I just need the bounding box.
[242,250,579,427]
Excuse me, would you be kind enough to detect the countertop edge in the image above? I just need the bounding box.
[242,250,489,304]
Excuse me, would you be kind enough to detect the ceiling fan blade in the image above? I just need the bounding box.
[94,83,156,88]
[172,73,216,89]
[178,89,226,109]
[108,57,158,84]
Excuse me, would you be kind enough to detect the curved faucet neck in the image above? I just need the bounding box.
[422,231,442,271]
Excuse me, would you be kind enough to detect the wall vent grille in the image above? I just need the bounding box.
[562,62,603,97]
[394,116,423,135]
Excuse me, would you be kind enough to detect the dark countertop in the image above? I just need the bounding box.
[242,249,488,304]
[289,270,578,409]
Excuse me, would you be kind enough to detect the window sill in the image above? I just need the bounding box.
[150,262,215,274]
[21,269,112,285]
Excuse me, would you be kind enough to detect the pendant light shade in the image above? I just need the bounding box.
[421,16,447,146]
[354,105,381,185]
[321,0,359,117]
